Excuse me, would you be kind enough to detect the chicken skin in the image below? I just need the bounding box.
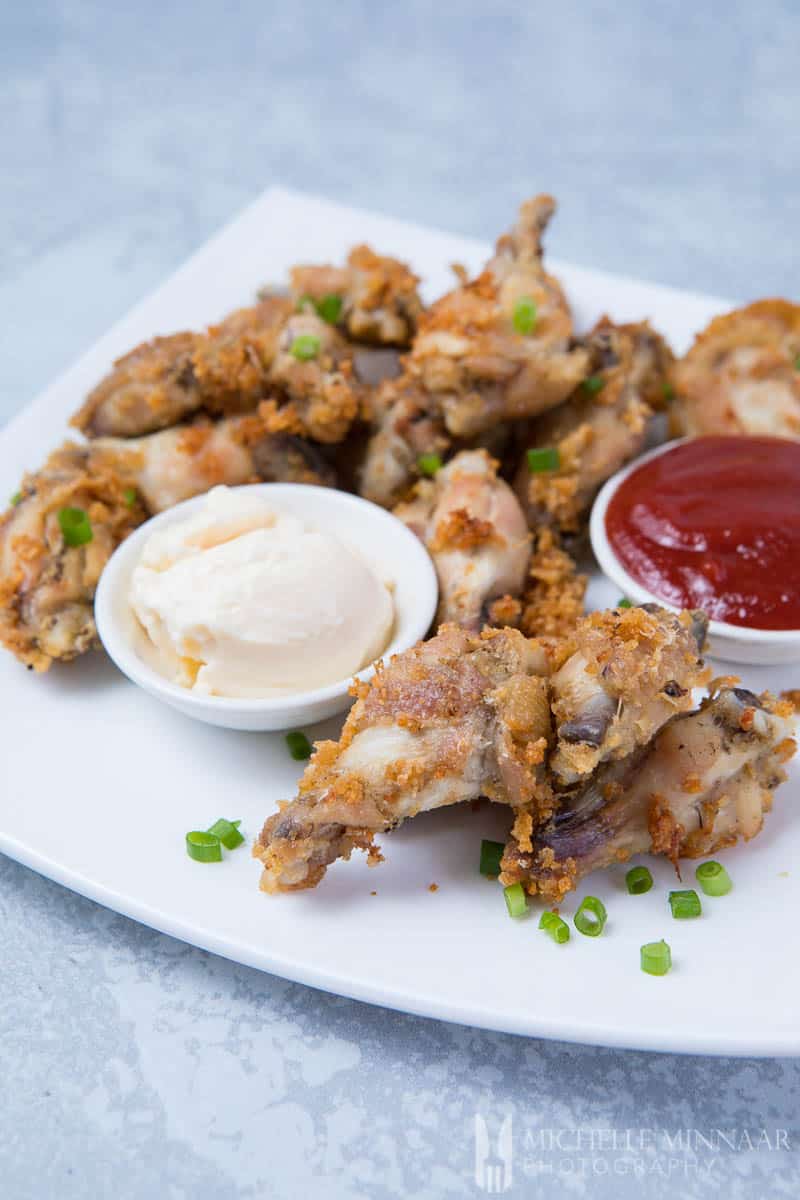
[670,300,800,438]
[290,244,423,347]
[500,687,796,900]
[394,450,531,630]
[72,297,359,445]
[254,625,555,892]
[0,412,335,671]
[515,318,674,534]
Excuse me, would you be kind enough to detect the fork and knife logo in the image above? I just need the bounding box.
[474,1113,513,1192]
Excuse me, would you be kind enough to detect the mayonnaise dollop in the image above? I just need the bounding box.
[130,486,394,698]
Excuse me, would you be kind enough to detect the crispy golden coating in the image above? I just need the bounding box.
[72,297,359,445]
[500,688,796,901]
[254,625,555,892]
[670,299,800,438]
[394,450,531,630]
[514,528,587,639]
[290,244,423,347]
[515,318,674,534]
[358,375,450,507]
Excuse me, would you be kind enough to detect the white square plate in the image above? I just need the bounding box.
[1,187,796,1055]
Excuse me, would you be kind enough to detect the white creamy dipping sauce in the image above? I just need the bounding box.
[129,486,394,698]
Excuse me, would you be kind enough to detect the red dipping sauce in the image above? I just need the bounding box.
[605,437,800,630]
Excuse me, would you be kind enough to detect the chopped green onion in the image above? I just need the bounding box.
[625,865,653,894]
[417,453,443,477]
[640,939,671,976]
[513,296,538,335]
[617,597,632,609]
[123,487,138,508]
[504,882,528,918]
[669,888,702,919]
[185,831,222,863]
[661,381,675,401]
[296,293,314,311]
[286,731,313,761]
[574,895,607,937]
[290,334,321,361]
[695,860,732,896]
[10,491,21,507]
[794,354,800,371]
[582,374,606,394]
[539,911,570,944]
[316,294,343,324]
[57,506,93,547]
[526,446,560,473]
[207,818,245,850]
[479,839,504,877]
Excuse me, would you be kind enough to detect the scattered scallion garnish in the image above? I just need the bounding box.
[207,818,245,850]
[661,381,675,401]
[669,888,701,919]
[625,865,653,894]
[10,491,21,507]
[574,895,607,937]
[526,446,560,473]
[640,939,671,976]
[539,911,570,944]
[582,375,606,395]
[185,831,223,863]
[417,453,443,477]
[794,354,800,371]
[695,860,732,897]
[513,296,538,335]
[286,731,313,761]
[316,294,343,324]
[504,882,528,918]
[479,839,504,877]
[57,506,93,547]
[290,334,321,361]
[123,487,138,508]
[617,598,632,609]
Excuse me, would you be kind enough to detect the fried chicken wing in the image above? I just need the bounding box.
[254,625,555,892]
[407,196,589,439]
[515,319,673,534]
[358,376,450,507]
[549,604,709,784]
[670,300,800,438]
[290,245,423,347]
[394,450,531,630]
[513,527,587,639]
[72,298,359,445]
[500,688,796,900]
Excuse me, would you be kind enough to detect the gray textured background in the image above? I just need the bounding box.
[2,2,800,1197]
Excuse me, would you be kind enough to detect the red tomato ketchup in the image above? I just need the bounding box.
[605,437,800,630]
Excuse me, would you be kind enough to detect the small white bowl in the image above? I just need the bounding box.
[95,484,438,731]
[590,440,800,666]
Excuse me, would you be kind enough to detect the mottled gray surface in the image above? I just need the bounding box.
[2,2,800,1196]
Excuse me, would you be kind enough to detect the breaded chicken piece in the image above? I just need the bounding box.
[394,450,531,630]
[254,625,555,892]
[358,375,450,507]
[501,688,796,900]
[670,300,800,438]
[72,297,359,444]
[513,527,587,639]
[290,244,423,347]
[0,412,335,671]
[549,604,709,785]
[515,318,673,534]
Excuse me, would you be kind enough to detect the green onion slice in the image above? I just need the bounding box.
[539,911,570,944]
[695,860,732,896]
[207,818,245,850]
[582,374,606,394]
[661,381,675,401]
[417,453,443,477]
[641,939,671,976]
[526,446,560,473]
[57,506,93,547]
[617,597,632,609]
[574,895,607,937]
[513,296,538,335]
[290,334,321,361]
[479,839,504,877]
[669,888,702,919]
[794,354,800,370]
[122,487,137,508]
[10,491,22,507]
[625,865,653,894]
[316,294,343,324]
[185,831,222,863]
[286,731,313,761]
[504,882,528,918]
